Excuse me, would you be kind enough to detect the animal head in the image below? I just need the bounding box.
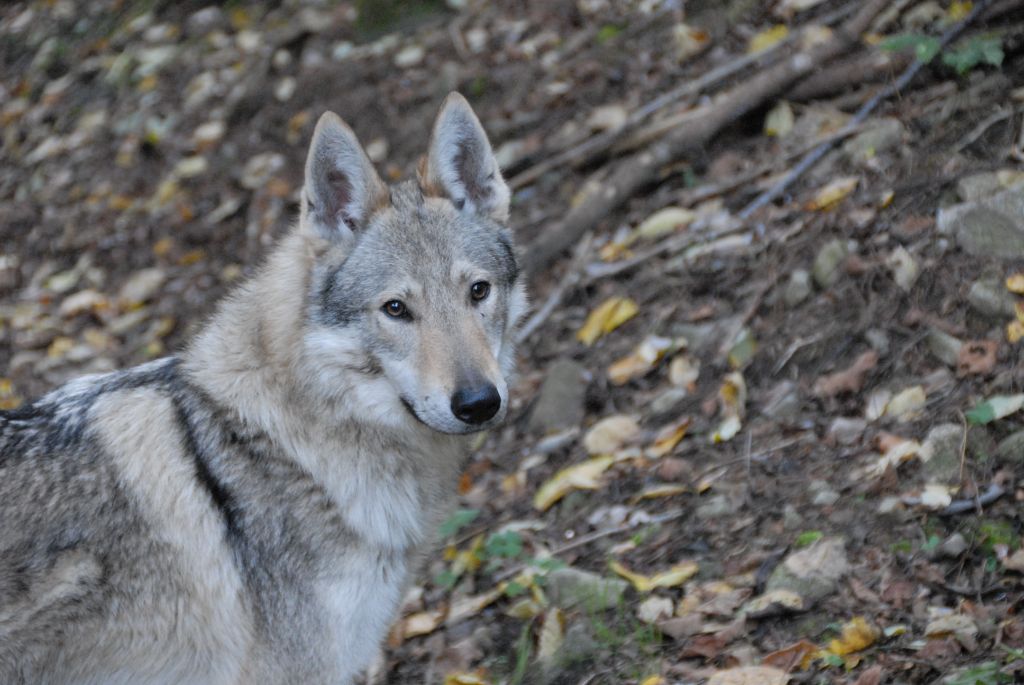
[298,93,527,435]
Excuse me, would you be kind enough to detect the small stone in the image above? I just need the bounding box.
[936,186,1024,260]
[927,327,963,367]
[766,537,848,605]
[365,138,389,164]
[784,269,812,307]
[920,423,964,484]
[186,7,226,36]
[782,504,803,530]
[656,457,693,482]
[193,120,226,150]
[762,380,800,422]
[118,268,166,307]
[637,596,674,624]
[812,489,840,507]
[546,568,628,611]
[394,44,425,68]
[956,172,1003,202]
[173,155,208,178]
[812,239,848,289]
[996,430,1024,463]
[827,417,866,446]
[274,77,296,102]
[967,277,1017,319]
[937,532,968,559]
[842,118,904,163]
[332,41,354,61]
[529,359,587,434]
[696,494,731,520]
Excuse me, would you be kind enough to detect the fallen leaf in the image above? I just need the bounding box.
[673,23,710,62]
[632,483,688,502]
[925,614,978,641]
[610,560,699,592]
[965,394,1024,425]
[813,350,878,398]
[708,666,789,685]
[639,677,665,685]
[742,589,806,617]
[645,417,691,458]
[764,101,794,137]
[805,176,858,211]
[669,354,700,389]
[1006,273,1024,293]
[1008,320,1024,344]
[1002,549,1024,571]
[956,339,998,377]
[883,386,926,422]
[577,297,638,345]
[443,672,490,685]
[918,483,954,509]
[536,608,565,663]
[711,415,742,444]
[607,335,679,385]
[761,639,818,672]
[748,25,789,54]
[852,665,884,685]
[637,595,675,623]
[533,456,614,511]
[403,609,445,638]
[633,207,695,242]
[866,438,922,478]
[447,586,504,626]
[583,414,641,455]
[825,616,879,656]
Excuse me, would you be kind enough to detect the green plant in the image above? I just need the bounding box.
[438,508,480,538]
[881,33,1003,75]
[795,530,824,548]
[946,661,1013,685]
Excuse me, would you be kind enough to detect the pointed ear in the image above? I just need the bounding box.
[421,92,510,223]
[303,111,388,239]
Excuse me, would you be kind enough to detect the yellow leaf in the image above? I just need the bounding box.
[949,1,973,21]
[583,414,640,455]
[825,616,879,656]
[537,608,565,663]
[1016,300,1024,323]
[708,666,789,685]
[748,25,789,54]
[640,677,666,685]
[444,672,491,685]
[633,484,689,502]
[447,586,504,626]
[710,415,742,444]
[632,207,695,242]
[609,560,698,592]
[806,176,858,211]
[577,297,639,345]
[1005,273,1024,294]
[645,417,691,458]
[403,609,445,638]
[879,189,894,208]
[0,378,22,410]
[533,456,614,511]
[607,335,675,385]
[883,385,926,422]
[1008,319,1024,344]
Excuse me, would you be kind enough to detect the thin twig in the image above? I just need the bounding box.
[939,483,1006,516]
[739,0,997,220]
[953,106,1012,153]
[515,233,593,344]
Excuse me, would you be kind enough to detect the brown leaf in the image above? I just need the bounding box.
[851,665,883,685]
[956,339,997,377]
[761,639,818,672]
[813,350,878,398]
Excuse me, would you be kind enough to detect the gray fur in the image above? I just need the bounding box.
[0,93,525,685]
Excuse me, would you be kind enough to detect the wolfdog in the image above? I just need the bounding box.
[0,93,526,684]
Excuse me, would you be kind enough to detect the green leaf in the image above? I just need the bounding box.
[504,580,527,597]
[484,530,524,559]
[966,394,1024,425]
[880,33,940,63]
[434,569,459,590]
[438,508,479,538]
[597,24,622,44]
[794,530,824,548]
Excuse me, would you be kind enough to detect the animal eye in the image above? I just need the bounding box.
[382,300,408,318]
[470,281,491,302]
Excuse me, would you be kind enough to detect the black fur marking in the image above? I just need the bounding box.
[399,397,428,427]
[319,263,362,327]
[495,232,520,286]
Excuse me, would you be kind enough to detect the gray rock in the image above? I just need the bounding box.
[842,118,904,163]
[937,532,968,559]
[921,423,964,483]
[937,186,1024,259]
[766,537,849,605]
[529,359,587,434]
[968,277,1017,319]
[784,269,812,307]
[696,494,732,520]
[827,417,866,446]
[668,321,718,353]
[956,172,1003,202]
[927,327,963,367]
[546,568,628,611]
[812,239,847,289]
[762,380,800,422]
[996,430,1024,463]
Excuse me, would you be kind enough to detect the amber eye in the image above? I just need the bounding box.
[470,281,491,302]
[383,300,408,318]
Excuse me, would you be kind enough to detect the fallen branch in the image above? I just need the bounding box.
[523,0,889,277]
[940,483,1006,516]
[788,50,913,102]
[739,0,997,220]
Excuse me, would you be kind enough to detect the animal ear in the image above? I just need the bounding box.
[421,92,510,223]
[303,111,387,239]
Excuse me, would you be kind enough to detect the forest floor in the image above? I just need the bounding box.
[3,1,1024,683]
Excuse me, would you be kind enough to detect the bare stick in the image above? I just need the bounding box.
[940,483,1006,516]
[515,233,593,344]
[523,0,889,277]
[739,0,997,220]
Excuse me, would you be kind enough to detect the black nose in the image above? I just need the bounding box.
[450,384,501,425]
